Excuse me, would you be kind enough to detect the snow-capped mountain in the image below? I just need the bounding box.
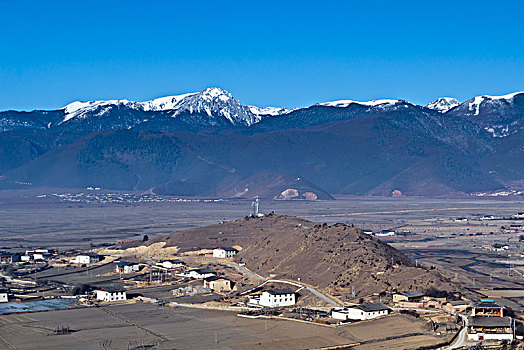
[315,98,403,108]
[2,89,523,139]
[1,88,523,197]
[425,97,460,113]
[61,88,292,127]
[466,92,523,116]
[448,92,524,137]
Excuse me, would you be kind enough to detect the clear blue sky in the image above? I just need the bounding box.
[1,0,523,111]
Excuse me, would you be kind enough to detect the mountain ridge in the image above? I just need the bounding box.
[3,87,523,135]
[0,88,522,198]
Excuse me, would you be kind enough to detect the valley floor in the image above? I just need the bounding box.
[0,302,448,350]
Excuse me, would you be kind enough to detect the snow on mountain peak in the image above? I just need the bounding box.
[315,99,402,108]
[166,87,262,125]
[425,97,460,113]
[248,106,295,116]
[141,92,197,112]
[60,88,289,125]
[466,92,524,116]
[62,99,135,122]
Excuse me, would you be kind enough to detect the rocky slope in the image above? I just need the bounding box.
[145,214,459,297]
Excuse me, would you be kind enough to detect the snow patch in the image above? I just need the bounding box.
[466,92,523,117]
[248,106,295,116]
[315,99,401,108]
[425,97,460,113]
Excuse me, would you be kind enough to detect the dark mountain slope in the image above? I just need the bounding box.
[0,107,502,197]
[0,89,521,197]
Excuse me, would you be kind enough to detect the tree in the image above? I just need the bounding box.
[143,234,149,242]
[72,283,91,295]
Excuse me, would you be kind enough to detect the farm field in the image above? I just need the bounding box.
[0,302,445,350]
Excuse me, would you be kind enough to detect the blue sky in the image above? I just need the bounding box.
[1,0,523,110]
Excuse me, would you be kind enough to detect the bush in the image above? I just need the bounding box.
[399,309,420,318]
[72,283,91,295]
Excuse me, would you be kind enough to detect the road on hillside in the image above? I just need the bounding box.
[444,314,468,350]
[184,256,341,307]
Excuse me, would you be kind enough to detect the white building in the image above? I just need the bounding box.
[393,291,425,303]
[467,316,513,341]
[491,243,509,251]
[157,259,185,269]
[250,289,296,307]
[467,299,514,342]
[332,303,390,321]
[375,230,395,237]
[33,253,45,261]
[115,261,140,274]
[0,291,8,303]
[95,289,127,302]
[71,252,100,264]
[187,268,216,279]
[203,276,233,292]
[212,247,238,258]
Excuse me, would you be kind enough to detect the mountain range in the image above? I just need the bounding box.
[1,87,523,198]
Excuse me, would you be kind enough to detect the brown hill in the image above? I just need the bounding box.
[144,214,459,297]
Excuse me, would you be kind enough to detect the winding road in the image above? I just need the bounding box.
[444,314,467,350]
[184,256,342,307]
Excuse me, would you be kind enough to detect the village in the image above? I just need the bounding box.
[1,226,523,350]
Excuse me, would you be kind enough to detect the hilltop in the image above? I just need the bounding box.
[142,214,459,297]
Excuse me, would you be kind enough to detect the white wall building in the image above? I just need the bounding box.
[33,253,45,261]
[467,316,514,341]
[375,230,395,237]
[212,247,238,258]
[158,260,185,269]
[0,292,8,303]
[95,289,127,302]
[187,268,216,279]
[72,253,100,264]
[115,262,140,274]
[332,303,390,321]
[250,289,296,307]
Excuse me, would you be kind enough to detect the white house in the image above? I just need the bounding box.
[33,253,45,261]
[375,230,395,237]
[455,217,468,222]
[115,261,140,274]
[332,303,390,321]
[187,268,216,279]
[0,291,8,303]
[95,289,127,302]
[157,259,185,269]
[467,316,513,341]
[466,299,513,342]
[71,252,100,264]
[212,247,238,258]
[393,291,425,303]
[250,289,296,307]
[203,276,233,292]
[491,243,509,251]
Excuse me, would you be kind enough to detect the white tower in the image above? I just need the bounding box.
[252,196,260,216]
